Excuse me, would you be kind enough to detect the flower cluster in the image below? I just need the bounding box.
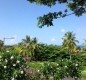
[41,60,81,80]
[0,51,27,80]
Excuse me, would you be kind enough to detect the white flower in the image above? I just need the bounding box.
[16,60,20,63]
[57,64,59,66]
[37,69,40,72]
[4,66,7,69]
[62,59,63,61]
[5,59,8,62]
[11,77,14,80]
[75,64,78,66]
[50,76,53,79]
[13,64,16,67]
[74,77,77,79]
[10,56,14,59]
[20,70,24,74]
[6,50,9,52]
[0,56,2,58]
[65,66,67,68]
[15,74,17,77]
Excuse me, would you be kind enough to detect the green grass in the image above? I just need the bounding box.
[81,66,86,79]
[81,71,86,78]
[27,61,44,69]
[27,61,58,69]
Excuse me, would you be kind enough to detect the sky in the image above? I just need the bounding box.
[0,0,86,45]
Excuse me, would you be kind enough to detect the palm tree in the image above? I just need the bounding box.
[31,37,38,60]
[22,35,31,44]
[62,32,79,60]
[21,36,38,60]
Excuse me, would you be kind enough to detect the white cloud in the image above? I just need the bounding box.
[61,29,66,33]
[51,38,56,42]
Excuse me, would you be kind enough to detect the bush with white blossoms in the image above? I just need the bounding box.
[40,60,82,80]
[0,51,27,80]
[0,51,82,80]
[66,60,82,80]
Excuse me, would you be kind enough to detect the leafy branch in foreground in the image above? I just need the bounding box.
[37,11,74,28]
[27,0,86,28]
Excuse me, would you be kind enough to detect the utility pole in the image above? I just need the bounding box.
[3,37,15,45]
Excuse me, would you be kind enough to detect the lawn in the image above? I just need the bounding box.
[81,66,86,79]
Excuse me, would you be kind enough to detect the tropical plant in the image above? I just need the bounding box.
[20,35,38,61]
[62,32,79,60]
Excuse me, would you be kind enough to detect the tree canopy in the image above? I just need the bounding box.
[27,0,86,28]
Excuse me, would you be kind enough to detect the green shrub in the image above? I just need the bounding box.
[0,51,27,80]
[27,60,82,80]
